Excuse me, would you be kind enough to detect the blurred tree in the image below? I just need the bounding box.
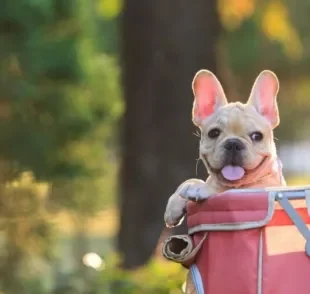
[0,0,122,292]
[217,0,310,141]
[118,0,221,268]
[0,0,122,215]
[0,168,53,294]
[0,0,116,181]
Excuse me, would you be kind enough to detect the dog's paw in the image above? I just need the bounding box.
[164,199,186,228]
[164,211,185,228]
[179,182,209,202]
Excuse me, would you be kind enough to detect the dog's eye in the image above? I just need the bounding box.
[250,131,263,142]
[208,128,221,139]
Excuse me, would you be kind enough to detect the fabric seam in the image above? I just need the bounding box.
[188,192,276,234]
[257,229,263,294]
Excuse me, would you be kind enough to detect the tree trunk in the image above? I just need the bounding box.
[118,0,221,269]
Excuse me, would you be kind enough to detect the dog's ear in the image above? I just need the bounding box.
[192,70,227,127]
[247,70,280,128]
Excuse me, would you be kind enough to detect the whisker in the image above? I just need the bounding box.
[195,158,201,176]
[193,130,201,138]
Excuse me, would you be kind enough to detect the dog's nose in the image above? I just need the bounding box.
[224,139,245,152]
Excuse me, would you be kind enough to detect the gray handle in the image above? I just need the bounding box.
[274,189,310,257]
[274,189,309,200]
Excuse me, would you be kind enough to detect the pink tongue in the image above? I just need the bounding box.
[221,165,245,181]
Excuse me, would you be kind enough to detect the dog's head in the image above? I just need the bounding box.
[192,70,280,185]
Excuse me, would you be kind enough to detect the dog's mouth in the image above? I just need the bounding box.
[201,155,268,182]
[221,165,245,181]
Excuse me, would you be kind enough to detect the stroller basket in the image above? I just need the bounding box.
[163,186,310,294]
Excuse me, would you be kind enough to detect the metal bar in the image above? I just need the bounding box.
[274,190,306,201]
[229,187,310,200]
[276,194,310,240]
[275,190,310,257]
[305,190,310,215]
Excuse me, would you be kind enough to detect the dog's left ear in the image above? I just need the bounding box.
[247,70,280,128]
[192,70,227,127]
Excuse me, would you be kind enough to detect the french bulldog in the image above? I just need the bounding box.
[164,69,286,227]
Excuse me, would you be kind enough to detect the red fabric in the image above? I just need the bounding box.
[187,191,269,228]
[194,230,260,294]
[262,228,310,294]
[268,208,310,226]
[187,191,310,294]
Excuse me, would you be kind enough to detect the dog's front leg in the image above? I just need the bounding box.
[164,179,209,228]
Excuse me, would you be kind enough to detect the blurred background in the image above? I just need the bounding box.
[0,0,310,293]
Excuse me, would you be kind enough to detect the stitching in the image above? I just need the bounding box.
[257,230,263,294]
[188,192,276,234]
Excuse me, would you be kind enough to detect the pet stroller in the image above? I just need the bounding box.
[162,187,310,294]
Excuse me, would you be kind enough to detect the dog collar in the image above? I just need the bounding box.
[218,157,283,189]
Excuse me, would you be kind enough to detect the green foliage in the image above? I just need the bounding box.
[0,169,54,293]
[48,52,122,214]
[0,0,122,213]
[0,0,122,293]
[225,18,260,74]
[98,18,119,54]
[0,0,122,181]
[97,0,123,20]
[97,256,186,294]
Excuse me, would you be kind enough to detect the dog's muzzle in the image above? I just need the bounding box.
[223,138,245,167]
